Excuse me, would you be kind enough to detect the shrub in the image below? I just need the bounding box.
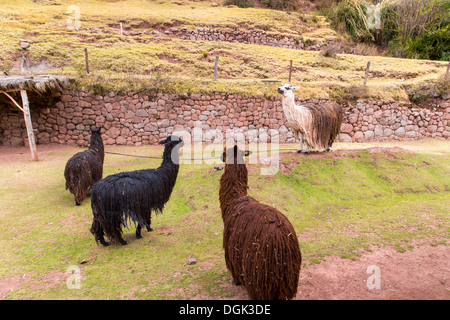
[321,0,449,61]
[224,0,256,8]
[225,0,302,11]
[265,0,301,11]
[381,0,450,60]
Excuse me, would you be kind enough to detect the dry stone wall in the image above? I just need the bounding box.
[0,90,448,147]
[152,27,326,51]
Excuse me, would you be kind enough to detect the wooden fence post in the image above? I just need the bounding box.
[288,60,293,83]
[84,48,90,75]
[213,56,219,82]
[363,61,370,85]
[446,60,450,78]
[20,90,38,161]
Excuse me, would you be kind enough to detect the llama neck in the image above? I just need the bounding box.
[89,134,104,160]
[281,92,304,122]
[160,146,180,172]
[281,93,296,112]
[219,163,248,218]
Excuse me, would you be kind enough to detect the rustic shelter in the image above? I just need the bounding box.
[0,75,69,160]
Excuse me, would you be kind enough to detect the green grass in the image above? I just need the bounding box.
[0,0,448,98]
[0,139,448,299]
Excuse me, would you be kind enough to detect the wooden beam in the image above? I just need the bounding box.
[0,90,29,115]
[20,90,38,161]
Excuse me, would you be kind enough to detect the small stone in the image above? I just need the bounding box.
[187,258,197,265]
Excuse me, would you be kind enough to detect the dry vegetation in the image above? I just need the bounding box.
[0,0,448,99]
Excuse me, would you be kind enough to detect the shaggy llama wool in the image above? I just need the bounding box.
[90,135,183,246]
[219,145,301,300]
[64,127,104,205]
[278,84,343,153]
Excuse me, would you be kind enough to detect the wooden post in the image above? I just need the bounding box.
[446,60,450,78]
[120,22,123,35]
[84,48,90,75]
[20,53,26,72]
[363,61,370,85]
[213,56,219,82]
[20,90,38,161]
[288,60,293,83]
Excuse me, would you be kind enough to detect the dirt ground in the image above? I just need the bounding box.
[1,144,449,300]
[211,242,449,300]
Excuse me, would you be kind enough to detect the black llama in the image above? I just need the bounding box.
[90,135,184,246]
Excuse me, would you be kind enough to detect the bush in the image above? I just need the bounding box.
[265,0,301,11]
[225,0,302,11]
[381,0,450,60]
[224,0,256,8]
[404,25,450,60]
[406,75,450,103]
[323,0,375,42]
[321,0,450,61]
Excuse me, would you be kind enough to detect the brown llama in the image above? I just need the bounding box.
[219,145,302,300]
[64,127,104,205]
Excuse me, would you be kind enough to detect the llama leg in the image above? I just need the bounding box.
[326,138,333,152]
[74,192,82,206]
[232,279,242,286]
[146,219,153,231]
[98,235,110,246]
[90,220,110,246]
[298,135,308,155]
[119,237,128,245]
[297,133,303,153]
[136,224,143,239]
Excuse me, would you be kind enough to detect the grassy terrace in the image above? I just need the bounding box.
[0,0,448,99]
[0,139,448,299]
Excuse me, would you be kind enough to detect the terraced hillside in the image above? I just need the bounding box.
[1,0,448,99]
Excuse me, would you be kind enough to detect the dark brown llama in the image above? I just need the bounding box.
[64,127,104,205]
[219,145,302,300]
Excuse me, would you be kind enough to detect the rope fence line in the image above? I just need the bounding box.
[104,148,299,161]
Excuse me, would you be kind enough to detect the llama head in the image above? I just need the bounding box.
[221,145,251,165]
[159,135,184,164]
[277,84,299,96]
[90,126,102,134]
[159,135,184,148]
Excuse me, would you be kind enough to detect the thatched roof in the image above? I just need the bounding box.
[0,75,70,94]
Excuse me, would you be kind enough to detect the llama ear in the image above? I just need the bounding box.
[158,137,168,145]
